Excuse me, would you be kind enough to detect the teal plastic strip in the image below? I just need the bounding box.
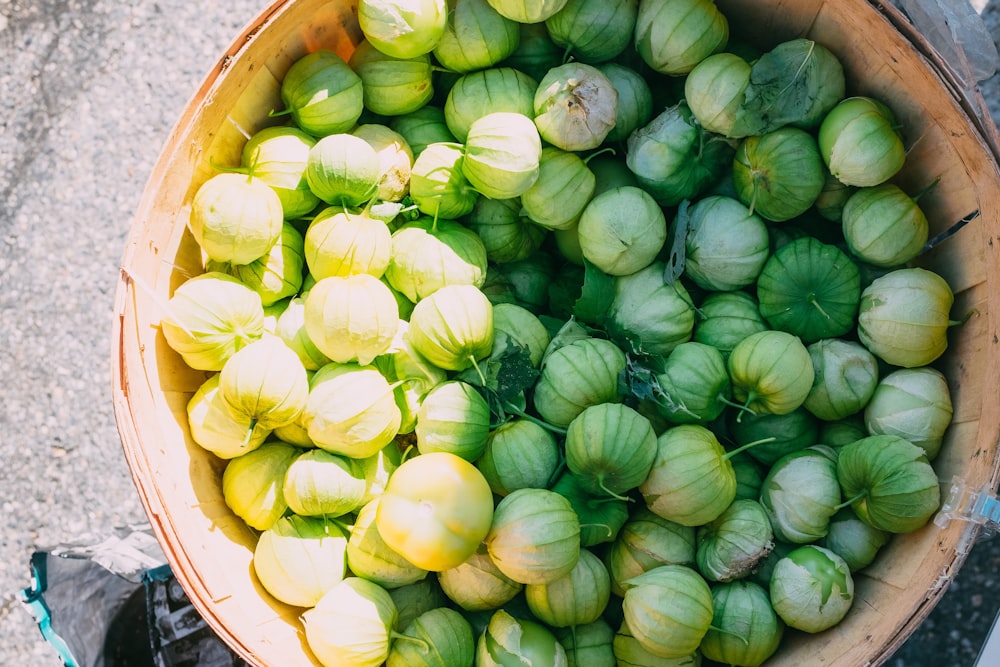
[18,552,79,667]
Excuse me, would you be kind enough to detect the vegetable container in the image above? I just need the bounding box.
[111,0,1000,665]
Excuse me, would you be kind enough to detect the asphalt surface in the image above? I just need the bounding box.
[1,1,999,665]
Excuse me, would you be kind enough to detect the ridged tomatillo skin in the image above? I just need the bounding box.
[532,337,627,428]
[485,487,581,585]
[608,260,696,357]
[409,142,479,219]
[348,40,434,116]
[652,341,731,425]
[490,302,550,368]
[467,197,547,264]
[577,186,667,276]
[841,183,929,268]
[685,52,751,137]
[727,407,820,468]
[553,620,615,667]
[161,272,265,371]
[733,127,826,222]
[347,498,429,588]
[864,367,953,461]
[621,564,713,659]
[770,545,854,633]
[818,96,905,187]
[836,435,941,533]
[606,508,696,598]
[564,403,657,497]
[252,514,348,608]
[228,222,305,307]
[463,112,542,200]
[727,330,815,416]
[376,452,494,572]
[597,62,654,144]
[303,274,400,366]
[639,424,736,527]
[545,0,637,64]
[803,338,879,422]
[486,0,569,23]
[391,106,457,158]
[634,0,729,75]
[477,609,569,667]
[437,550,523,612]
[549,471,630,548]
[187,373,271,459]
[274,296,330,371]
[407,284,494,371]
[358,0,448,60]
[444,67,537,143]
[693,290,768,359]
[387,607,476,667]
[433,0,520,74]
[241,125,319,219]
[306,133,381,207]
[305,207,391,281]
[857,267,954,368]
[189,172,284,265]
[477,420,560,496]
[352,123,414,203]
[222,441,299,532]
[525,549,611,628]
[701,581,784,667]
[301,362,402,459]
[520,146,595,231]
[280,49,363,137]
[760,448,841,544]
[756,237,860,344]
[696,499,775,583]
[219,335,309,431]
[683,194,770,292]
[302,577,398,667]
[281,449,367,518]
[386,217,487,303]
[415,380,491,461]
[626,103,733,207]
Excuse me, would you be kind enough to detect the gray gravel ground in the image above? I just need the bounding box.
[1,1,999,665]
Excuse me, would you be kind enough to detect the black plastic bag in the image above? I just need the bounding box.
[20,526,247,667]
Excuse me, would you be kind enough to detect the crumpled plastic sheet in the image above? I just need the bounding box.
[19,524,247,667]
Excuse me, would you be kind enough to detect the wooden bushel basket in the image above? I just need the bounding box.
[111,1,1000,665]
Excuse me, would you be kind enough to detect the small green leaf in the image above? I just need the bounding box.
[573,260,616,325]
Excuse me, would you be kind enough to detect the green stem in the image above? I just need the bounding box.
[583,146,616,164]
[723,436,777,461]
[208,157,250,177]
[322,514,353,536]
[597,476,634,503]
[950,309,978,327]
[268,107,294,119]
[389,630,428,650]
[809,293,832,321]
[723,392,758,423]
[468,355,488,386]
[546,456,567,488]
[503,402,568,436]
[241,417,259,449]
[835,490,868,511]
[708,624,750,645]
